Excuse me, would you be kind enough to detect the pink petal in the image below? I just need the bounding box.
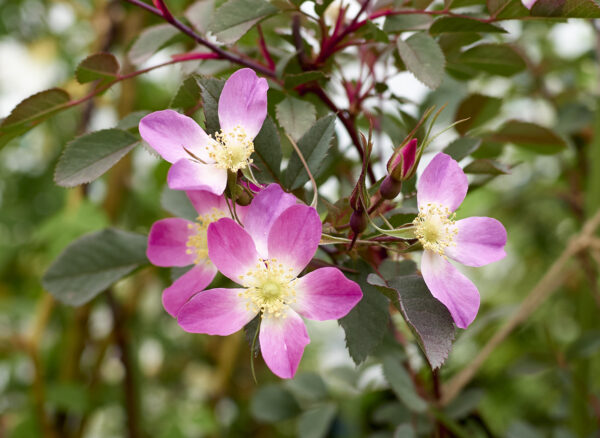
[401,138,418,177]
[186,190,249,223]
[244,184,297,258]
[147,218,195,267]
[139,110,212,163]
[522,0,536,8]
[162,264,217,317]
[186,190,227,216]
[177,288,257,335]
[417,153,468,212]
[291,267,362,321]
[421,250,480,329]
[167,159,227,195]
[207,218,261,285]
[218,68,268,139]
[445,217,507,267]
[259,310,310,379]
[267,205,322,277]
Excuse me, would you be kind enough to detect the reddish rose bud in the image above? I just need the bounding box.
[387,138,418,181]
[379,174,403,200]
[350,209,367,235]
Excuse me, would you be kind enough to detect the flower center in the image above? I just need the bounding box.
[238,259,297,319]
[186,208,227,264]
[208,125,254,172]
[413,203,458,256]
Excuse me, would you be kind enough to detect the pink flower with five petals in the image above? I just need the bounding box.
[139,68,268,195]
[413,153,507,328]
[147,190,247,317]
[176,184,363,379]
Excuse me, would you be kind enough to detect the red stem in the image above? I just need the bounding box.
[122,0,276,77]
[257,25,276,71]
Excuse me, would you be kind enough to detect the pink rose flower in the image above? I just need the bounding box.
[147,190,247,317]
[414,153,507,328]
[176,184,363,378]
[139,68,268,195]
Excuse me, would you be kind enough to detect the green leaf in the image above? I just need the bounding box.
[284,115,336,190]
[443,137,481,161]
[297,403,337,438]
[250,385,300,423]
[369,273,455,369]
[394,424,417,438]
[396,32,445,89]
[429,17,507,34]
[463,158,510,175]
[75,53,120,84]
[439,33,482,58]
[0,88,70,147]
[116,111,149,131]
[54,129,139,187]
[382,355,428,412]
[185,0,216,34]
[198,76,225,135]
[161,186,198,221]
[170,76,202,110]
[128,24,179,65]
[458,44,526,77]
[283,71,327,89]
[486,120,567,154]
[42,228,148,306]
[376,225,416,240]
[487,0,530,18]
[285,373,328,403]
[208,0,278,44]
[531,0,600,17]
[252,116,282,182]
[454,94,502,135]
[339,261,390,365]
[383,14,433,32]
[358,21,390,43]
[276,97,316,141]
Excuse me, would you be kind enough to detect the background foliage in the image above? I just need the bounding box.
[1,0,600,437]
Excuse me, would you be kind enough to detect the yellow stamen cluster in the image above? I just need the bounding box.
[238,259,297,319]
[208,125,254,172]
[413,203,458,256]
[186,208,227,264]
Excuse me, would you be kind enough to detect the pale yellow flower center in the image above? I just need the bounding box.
[209,125,254,172]
[238,259,297,319]
[186,208,227,264]
[413,203,458,256]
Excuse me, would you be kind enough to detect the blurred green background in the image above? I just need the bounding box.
[1,0,600,437]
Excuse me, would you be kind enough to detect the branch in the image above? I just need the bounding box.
[440,209,600,406]
[298,84,376,183]
[122,0,276,77]
[107,291,141,438]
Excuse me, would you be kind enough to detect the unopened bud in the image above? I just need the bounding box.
[380,175,403,200]
[235,189,252,206]
[388,138,418,181]
[350,209,367,235]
